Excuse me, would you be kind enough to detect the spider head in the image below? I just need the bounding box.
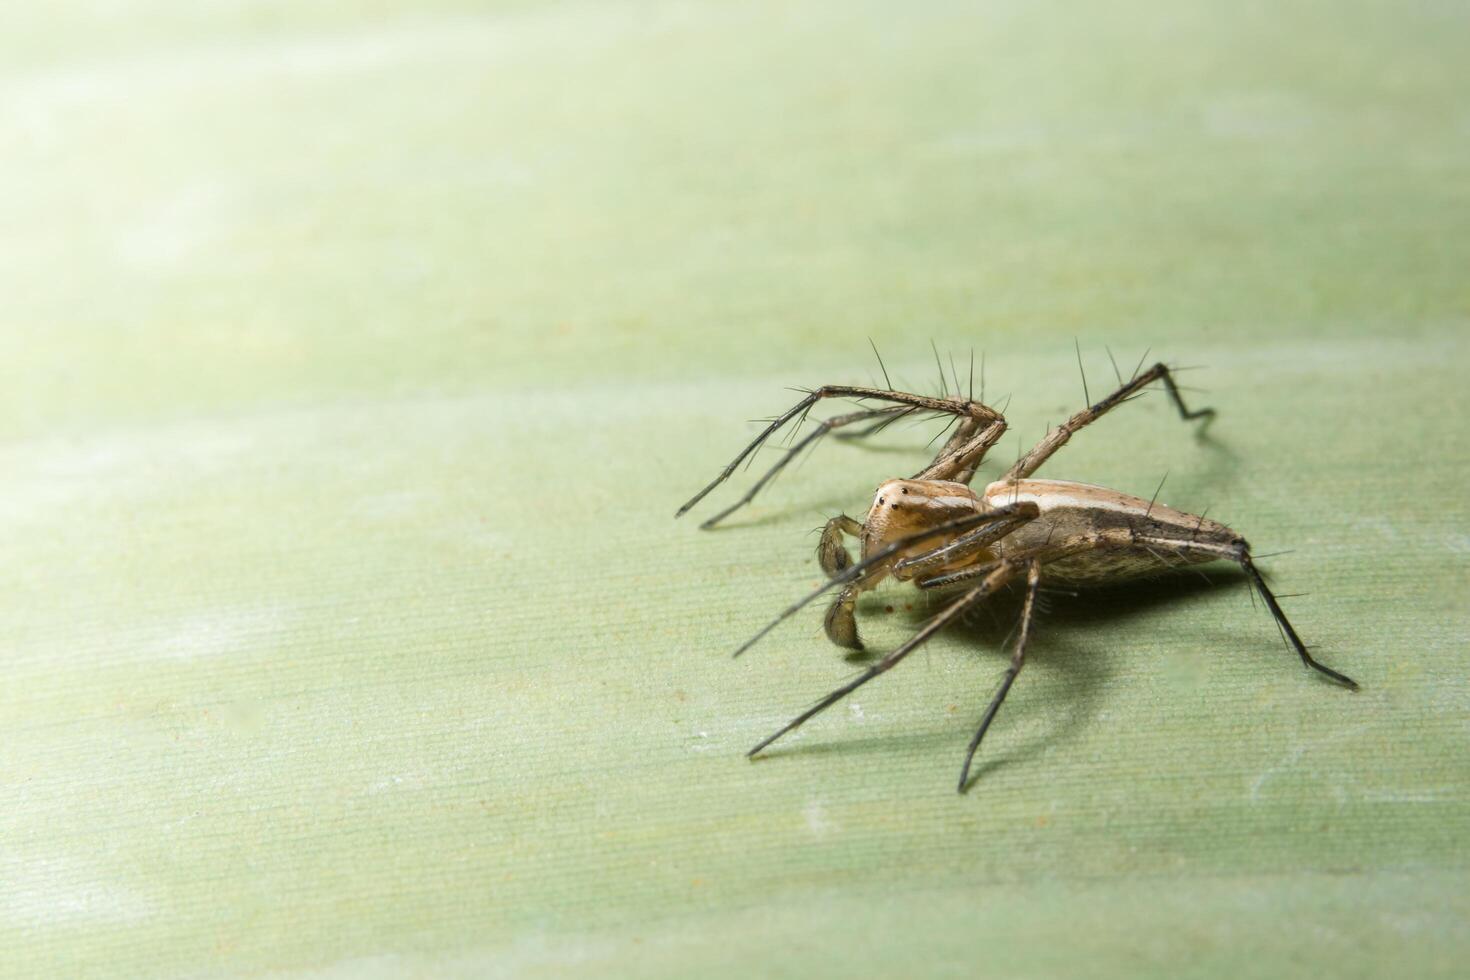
[860,479,979,561]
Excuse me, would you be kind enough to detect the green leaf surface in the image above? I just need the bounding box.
[3,1,1467,976]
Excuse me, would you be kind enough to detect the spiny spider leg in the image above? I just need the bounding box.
[891,504,1039,580]
[935,416,986,485]
[1003,362,1214,482]
[916,411,1007,484]
[834,412,919,441]
[733,505,1034,659]
[913,526,1078,591]
[959,559,1042,792]
[841,408,995,487]
[696,406,912,529]
[748,558,1024,760]
[893,413,987,485]
[677,385,1005,521]
[913,559,1005,591]
[1133,536,1358,690]
[824,501,1039,650]
[1241,554,1358,689]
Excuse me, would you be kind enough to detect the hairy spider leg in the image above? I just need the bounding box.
[695,406,910,529]
[888,503,1040,581]
[958,559,1042,791]
[834,412,922,442]
[933,415,988,485]
[833,410,988,488]
[914,410,1007,484]
[677,385,1006,522]
[747,557,1029,760]
[1130,535,1359,690]
[826,501,1038,650]
[1003,362,1215,483]
[732,504,1037,659]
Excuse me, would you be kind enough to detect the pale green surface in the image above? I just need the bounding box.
[3,1,1469,976]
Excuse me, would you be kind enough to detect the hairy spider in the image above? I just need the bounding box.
[677,353,1358,792]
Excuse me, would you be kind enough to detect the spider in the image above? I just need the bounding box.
[677,354,1358,791]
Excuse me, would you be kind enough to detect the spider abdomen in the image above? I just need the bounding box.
[981,478,1243,585]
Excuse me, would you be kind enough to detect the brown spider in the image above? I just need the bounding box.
[678,354,1357,791]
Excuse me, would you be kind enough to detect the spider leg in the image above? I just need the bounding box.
[817,514,865,575]
[732,508,1027,658]
[748,560,1021,759]
[887,413,987,485]
[959,558,1043,792]
[696,406,910,529]
[890,503,1038,582]
[834,398,980,472]
[914,412,1007,484]
[914,538,1088,591]
[825,501,1038,650]
[677,384,1005,520]
[1002,361,1214,482]
[1239,554,1358,690]
[1132,535,1358,690]
[833,412,919,441]
[825,407,1005,490]
[946,418,988,485]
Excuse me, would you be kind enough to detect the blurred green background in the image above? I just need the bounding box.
[2,1,1467,976]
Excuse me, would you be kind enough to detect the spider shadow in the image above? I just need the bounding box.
[958,568,1249,786]
[757,567,1248,785]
